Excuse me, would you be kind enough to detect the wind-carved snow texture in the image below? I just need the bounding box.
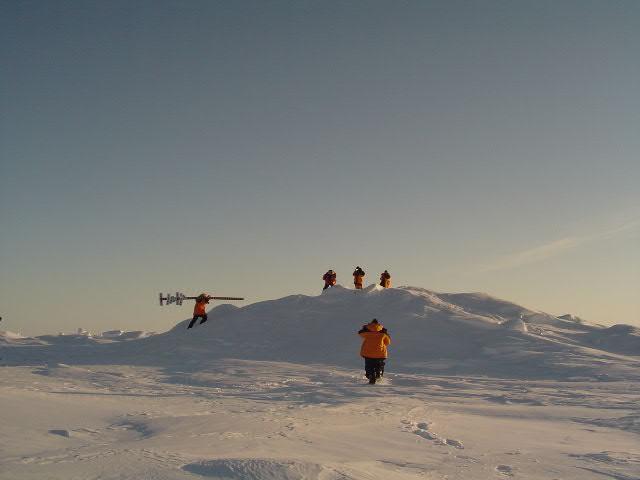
[1,285,639,479]
[183,458,350,479]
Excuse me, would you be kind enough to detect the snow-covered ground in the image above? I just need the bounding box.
[1,285,639,479]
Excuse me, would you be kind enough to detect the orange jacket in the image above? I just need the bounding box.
[323,272,337,285]
[353,274,364,286]
[193,296,210,316]
[358,322,391,358]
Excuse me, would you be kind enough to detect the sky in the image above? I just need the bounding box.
[1,0,639,336]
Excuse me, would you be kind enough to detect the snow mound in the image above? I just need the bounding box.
[582,324,640,355]
[3,285,638,380]
[29,330,157,345]
[605,324,640,335]
[101,330,155,341]
[0,330,45,345]
[433,290,534,321]
[500,317,528,333]
[148,284,514,370]
[96,284,634,380]
[37,333,101,346]
[182,458,346,479]
[0,331,25,342]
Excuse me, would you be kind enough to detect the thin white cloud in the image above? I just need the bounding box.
[478,220,640,273]
[589,220,640,242]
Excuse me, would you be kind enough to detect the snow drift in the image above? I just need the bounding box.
[145,284,638,378]
[3,285,639,380]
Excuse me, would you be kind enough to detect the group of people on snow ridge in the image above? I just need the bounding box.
[322,268,392,291]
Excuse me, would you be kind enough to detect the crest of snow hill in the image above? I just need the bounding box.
[2,285,639,379]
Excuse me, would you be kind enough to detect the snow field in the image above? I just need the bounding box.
[1,285,639,479]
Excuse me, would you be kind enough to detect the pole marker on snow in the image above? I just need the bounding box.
[159,292,244,306]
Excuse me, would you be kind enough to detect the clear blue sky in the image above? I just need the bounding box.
[1,1,638,335]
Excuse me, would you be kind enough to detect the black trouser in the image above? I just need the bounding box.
[364,357,386,379]
[188,314,208,329]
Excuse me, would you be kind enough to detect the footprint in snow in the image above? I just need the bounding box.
[444,438,464,449]
[496,464,514,476]
[411,421,464,449]
[415,429,438,440]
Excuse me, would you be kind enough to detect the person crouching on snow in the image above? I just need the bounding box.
[358,319,391,384]
[188,293,211,329]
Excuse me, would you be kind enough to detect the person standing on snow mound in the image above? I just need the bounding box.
[353,266,365,289]
[322,269,337,290]
[188,294,211,329]
[379,270,391,288]
[358,319,391,384]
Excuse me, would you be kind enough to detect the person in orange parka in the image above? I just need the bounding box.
[379,270,391,288]
[353,266,365,289]
[358,319,391,384]
[188,293,211,329]
[322,270,337,290]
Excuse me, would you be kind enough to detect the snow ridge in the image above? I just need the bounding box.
[2,285,638,380]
